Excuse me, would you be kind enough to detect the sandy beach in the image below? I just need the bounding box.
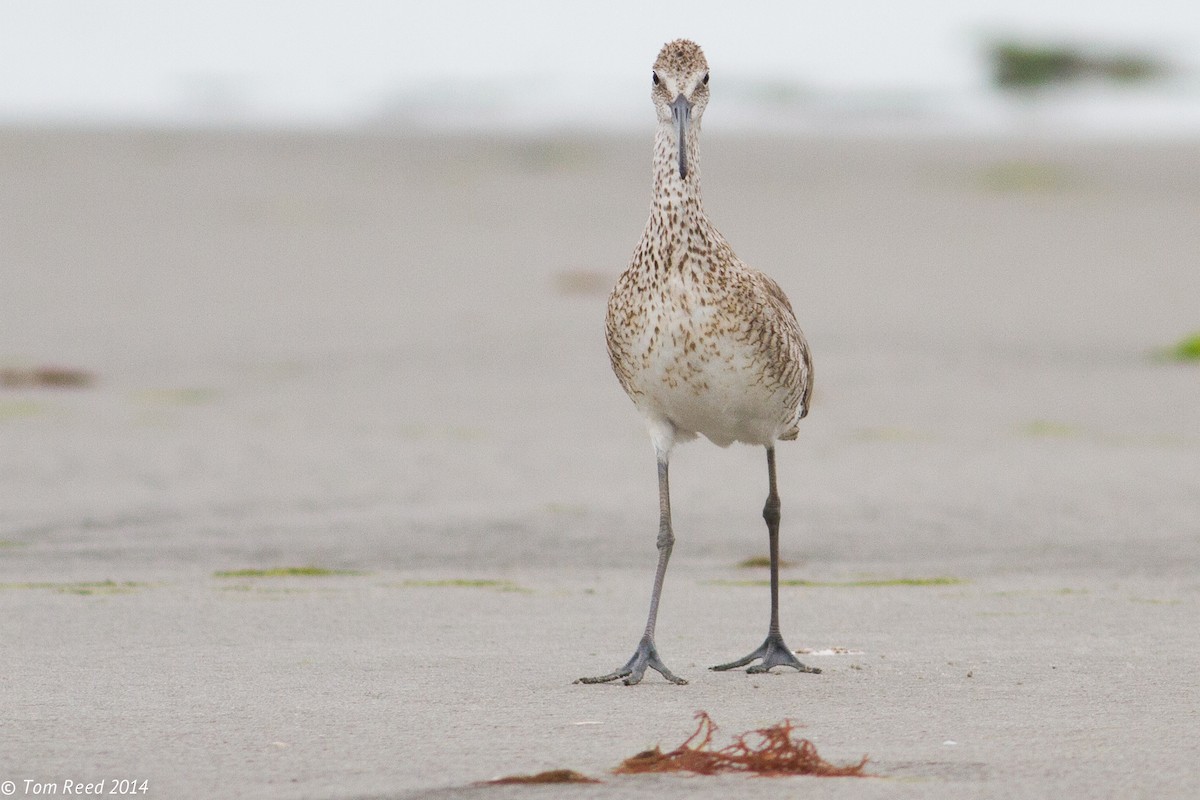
[1,127,1198,798]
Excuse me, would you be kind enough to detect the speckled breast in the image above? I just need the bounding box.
[607,268,800,447]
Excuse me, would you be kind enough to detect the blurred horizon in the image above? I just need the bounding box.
[3,0,1200,137]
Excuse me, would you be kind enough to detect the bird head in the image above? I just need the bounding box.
[651,39,710,180]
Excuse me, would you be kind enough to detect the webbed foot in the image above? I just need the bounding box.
[710,632,821,674]
[577,635,687,685]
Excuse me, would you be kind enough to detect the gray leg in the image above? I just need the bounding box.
[578,455,687,685]
[711,446,820,675]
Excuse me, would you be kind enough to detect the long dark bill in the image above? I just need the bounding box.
[670,93,691,179]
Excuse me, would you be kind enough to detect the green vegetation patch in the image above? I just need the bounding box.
[978,162,1074,193]
[218,584,340,596]
[137,388,221,406]
[0,400,45,420]
[1130,596,1181,606]
[0,580,152,595]
[213,566,362,578]
[986,40,1166,92]
[737,556,796,569]
[715,577,965,588]
[1164,332,1200,362]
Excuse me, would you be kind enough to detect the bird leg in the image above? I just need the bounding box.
[711,446,820,675]
[578,456,687,685]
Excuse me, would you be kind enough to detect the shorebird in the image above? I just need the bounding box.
[579,39,820,686]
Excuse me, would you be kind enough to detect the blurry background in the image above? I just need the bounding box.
[0,0,1197,571]
[3,5,1199,797]
[2,0,1200,134]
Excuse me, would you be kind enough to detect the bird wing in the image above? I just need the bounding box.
[757,273,813,426]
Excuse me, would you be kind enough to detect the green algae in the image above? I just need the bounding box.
[714,577,965,588]
[736,555,796,569]
[977,161,1075,193]
[213,566,361,578]
[1164,332,1200,362]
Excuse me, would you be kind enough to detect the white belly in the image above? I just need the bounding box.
[627,322,789,449]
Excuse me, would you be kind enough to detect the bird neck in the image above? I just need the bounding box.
[650,122,704,219]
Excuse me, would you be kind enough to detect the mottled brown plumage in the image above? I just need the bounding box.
[579,40,819,687]
[605,41,811,451]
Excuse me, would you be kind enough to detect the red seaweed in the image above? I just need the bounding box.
[615,711,868,778]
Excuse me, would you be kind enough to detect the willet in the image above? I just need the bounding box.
[579,39,820,686]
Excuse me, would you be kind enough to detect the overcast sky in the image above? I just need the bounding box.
[2,0,1198,125]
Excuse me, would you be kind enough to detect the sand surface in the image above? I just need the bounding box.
[1,127,1198,798]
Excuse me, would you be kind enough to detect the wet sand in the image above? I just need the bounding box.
[1,127,1198,798]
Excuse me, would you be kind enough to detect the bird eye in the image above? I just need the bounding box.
[702,72,709,85]
[652,71,660,86]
